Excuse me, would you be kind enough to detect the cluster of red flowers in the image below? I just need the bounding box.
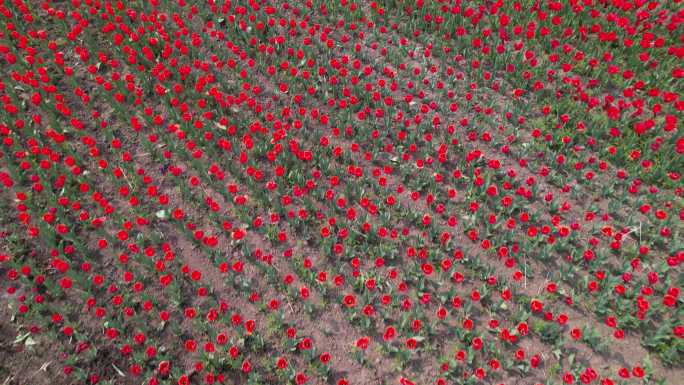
[0,0,681,384]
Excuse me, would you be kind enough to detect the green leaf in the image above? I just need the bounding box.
[112,364,126,377]
[13,332,30,345]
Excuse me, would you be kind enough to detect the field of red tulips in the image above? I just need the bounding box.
[0,0,682,384]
